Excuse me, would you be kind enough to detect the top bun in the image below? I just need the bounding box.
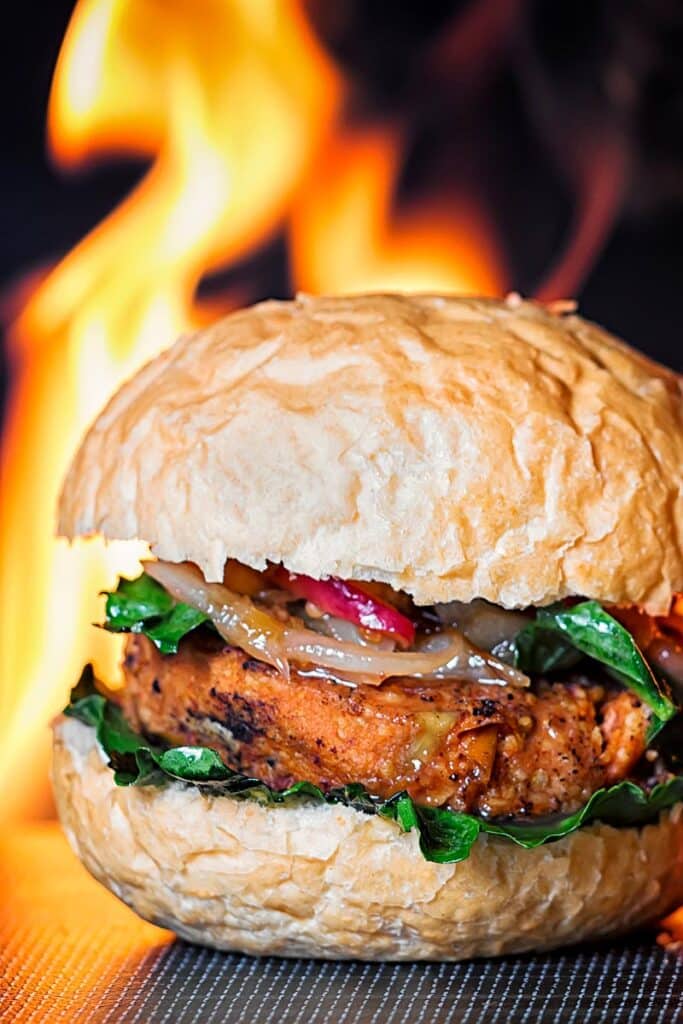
[59,293,683,613]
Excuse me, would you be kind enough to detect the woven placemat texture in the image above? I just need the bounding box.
[1,825,681,1023]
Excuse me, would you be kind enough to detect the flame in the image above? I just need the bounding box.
[291,128,503,295]
[658,906,683,951]
[1,0,504,821]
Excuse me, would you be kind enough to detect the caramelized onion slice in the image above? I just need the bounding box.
[302,612,397,650]
[283,628,528,686]
[406,632,530,687]
[280,629,467,681]
[435,599,532,655]
[145,561,530,687]
[145,561,289,676]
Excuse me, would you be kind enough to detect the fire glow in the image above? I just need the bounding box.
[1,0,505,822]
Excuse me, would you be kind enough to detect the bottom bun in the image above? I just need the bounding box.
[52,716,683,960]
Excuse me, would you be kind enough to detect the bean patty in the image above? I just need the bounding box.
[121,631,650,817]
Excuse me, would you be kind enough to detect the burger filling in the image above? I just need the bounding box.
[122,633,651,818]
[65,560,683,862]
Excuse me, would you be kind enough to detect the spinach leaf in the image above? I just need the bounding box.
[514,601,676,736]
[102,573,208,654]
[104,574,173,627]
[382,798,482,864]
[483,777,683,845]
[513,629,581,675]
[144,603,209,654]
[64,670,683,866]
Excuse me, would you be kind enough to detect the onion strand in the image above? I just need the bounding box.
[145,561,529,687]
[145,561,289,677]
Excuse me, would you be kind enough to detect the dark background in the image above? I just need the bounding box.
[2,0,682,424]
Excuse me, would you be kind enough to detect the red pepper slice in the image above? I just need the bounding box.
[272,569,416,648]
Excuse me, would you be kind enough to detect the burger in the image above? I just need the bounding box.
[53,293,683,960]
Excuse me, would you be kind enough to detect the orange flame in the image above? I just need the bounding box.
[291,127,503,294]
[1,0,504,821]
[658,906,683,951]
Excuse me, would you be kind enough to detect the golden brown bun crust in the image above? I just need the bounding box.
[52,717,683,960]
[58,293,683,612]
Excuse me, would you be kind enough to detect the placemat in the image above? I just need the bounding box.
[1,824,681,1023]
